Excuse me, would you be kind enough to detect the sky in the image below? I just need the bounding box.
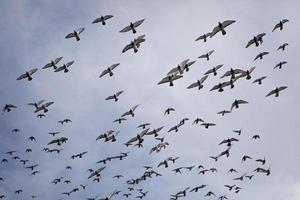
[0,0,300,199]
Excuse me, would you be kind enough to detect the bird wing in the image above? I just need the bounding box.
[210,25,221,37]
[120,25,132,33]
[110,63,120,70]
[115,90,124,97]
[278,86,287,91]
[54,66,65,72]
[17,73,28,80]
[133,19,145,28]
[200,75,209,83]
[222,20,236,28]
[122,43,133,53]
[105,95,114,100]
[76,28,85,35]
[44,102,54,107]
[65,61,74,68]
[187,82,198,89]
[65,32,75,38]
[54,56,63,64]
[104,15,113,20]
[246,39,254,48]
[99,69,109,78]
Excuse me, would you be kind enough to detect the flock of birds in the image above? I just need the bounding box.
[1,12,290,200]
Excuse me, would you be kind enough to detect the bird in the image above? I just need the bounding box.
[105,90,124,102]
[274,61,288,69]
[245,33,266,48]
[65,28,85,41]
[236,67,255,80]
[92,15,113,25]
[224,185,236,191]
[210,20,236,37]
[242,155,252,162]
[201,122,216,129]
[220,68,244,80]
[137,123,151,129]
[252,134,260,139]
[37,114,46,118]
[43,56,63,70]
[34,101,54,113]
[195,32,211,42]
[121,104,139,117]
[99,63,120,78]
[253,76,267,85]
[187,75,208,90]
[167,59,190,75]
[231,99,249,111]
[122,35,146,53]
[28,136,36,142]
[228,168,238,173]
[54,61,75,73]
[120,19,145,34]
[266,86,287,97]
[256,157,266,165]
[198,50,214,60]
[277,43,288,51]
[113,117,127,124]
[158,72,183,87]
[164,107,175,115]
[272,19,289,32]
[3,104,17,112]
[17,68,38,81]
[193,118,204,124]
[12,128,20,134]
[204,64,223,76]
[217,110,231,116]
[254,52,269,61]
[48,132,60,136]
[233,129,242,135]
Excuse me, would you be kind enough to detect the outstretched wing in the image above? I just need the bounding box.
[133,19,145,28]
[17,73,28,80]
[99,69,109,78]
[65,32,75,39]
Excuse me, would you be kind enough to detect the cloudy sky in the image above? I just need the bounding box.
[0,0,299,199]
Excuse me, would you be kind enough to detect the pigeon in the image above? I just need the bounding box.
[187,75,208,90]
[122,35,146,53]
[158,72,183,87]
[34,101,54,113]
[277,43,288,51]
[272,19,289,32]
[195,32,211,42]
[198,50,214,60]
[65,28,85,41]
[204,64,223,76]
[266,86,287,97]
[245,33,266,48]
[99,63,120,78]
[210,20,236,37]
[3,104,17,112]
[17,68,38,81]
[92,15,113,25]
[120,19,145,34]
[274,61,287,69]
[254,52,269,61]
[105,90,124,102]
[121,104,139,117]
[54,61,75,73]
[231,99,249,111]
[164,107,175,115]
[252,76,267,85]
[43,57,63,70]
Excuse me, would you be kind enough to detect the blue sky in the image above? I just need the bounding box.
[0,0,300,199]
